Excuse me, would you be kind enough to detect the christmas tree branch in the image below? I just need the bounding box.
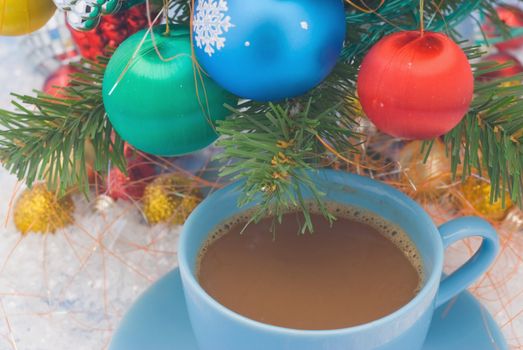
[216,0,513,230]
[216,64,362,233]
[343,0,500,62]
[442,48,523,206]
[0,0,520,231]
[0,57,125,195]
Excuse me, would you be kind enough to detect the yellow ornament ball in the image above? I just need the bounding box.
[142,175,201,225]
[14,184,74,234]
[398,140,451,193]
[0,0,56,36]
[461,177,513,221]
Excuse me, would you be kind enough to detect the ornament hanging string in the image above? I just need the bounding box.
[344,0,384,14]
[144,0,182,62]
[420,0,425,36]
[111,0,218,133]
[109,0,192,96]
[344,0,406,32]
[107,7,164,95]
[315,135,390,172]
[5,181,23,228]
[163,0,170,35]
[425,0,449,33]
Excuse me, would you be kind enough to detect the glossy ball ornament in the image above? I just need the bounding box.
[461,177,513,221]
[480,53,523,84]
[192,0,346,101]
[68,3,151,59]
[484,5,523,52]
[67,10,100,31]
[397,140,451,193]
[101,0,120,14]
[71,0,101,19]
[0,0,56,36]
[103,26,235,156]
[357,31,474,140]
[142,175,201,225]
[14,184,74,234]
[94,194,115,213]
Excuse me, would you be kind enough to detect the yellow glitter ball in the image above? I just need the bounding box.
[462,177,512,221]
[13,184,74,234]
[142,175,201,225]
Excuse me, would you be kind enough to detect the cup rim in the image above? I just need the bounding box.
[179,169,444,335]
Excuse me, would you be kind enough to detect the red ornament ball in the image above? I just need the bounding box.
[480,53,523,81]
[484,5,523,52]
[357,31,473,140]
[43,65,78,98]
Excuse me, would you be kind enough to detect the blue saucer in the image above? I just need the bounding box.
[110,268,508,350]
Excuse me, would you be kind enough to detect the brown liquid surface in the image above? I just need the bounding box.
[197,206,422,330]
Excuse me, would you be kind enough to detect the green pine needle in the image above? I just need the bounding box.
[0,57,125,195]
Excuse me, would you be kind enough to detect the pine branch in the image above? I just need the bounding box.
[218,0,521,231]
[0,0,520,230]
[216,64,362,233]
[442,47,523,206]
[343,0,499,62]
[0,57,125,195]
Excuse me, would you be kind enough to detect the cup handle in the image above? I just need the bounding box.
[435,217,500,308]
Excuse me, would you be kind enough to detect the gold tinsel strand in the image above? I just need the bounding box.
[13,184,74,234]
[142,175,201,225]
[461,177,513,221]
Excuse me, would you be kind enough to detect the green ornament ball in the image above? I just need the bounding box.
[102,26,235,156]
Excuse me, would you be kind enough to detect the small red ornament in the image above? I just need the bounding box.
[480,53,523,80]
[484,5,523,52]
[43,65,78,98]
[105,147,156,201]
[68,4,151,60]
[357,31,474,140]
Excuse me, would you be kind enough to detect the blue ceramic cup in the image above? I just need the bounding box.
[179,170,499,350]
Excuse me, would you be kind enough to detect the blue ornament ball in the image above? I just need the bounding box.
[193,0,346,102]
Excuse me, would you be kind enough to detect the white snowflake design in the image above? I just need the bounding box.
[193,0,235,57]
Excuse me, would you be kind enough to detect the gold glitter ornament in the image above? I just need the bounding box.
[461,177,513,221]
[142,175,201,225]
[14,184,74,234]
[397,140,451,193]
